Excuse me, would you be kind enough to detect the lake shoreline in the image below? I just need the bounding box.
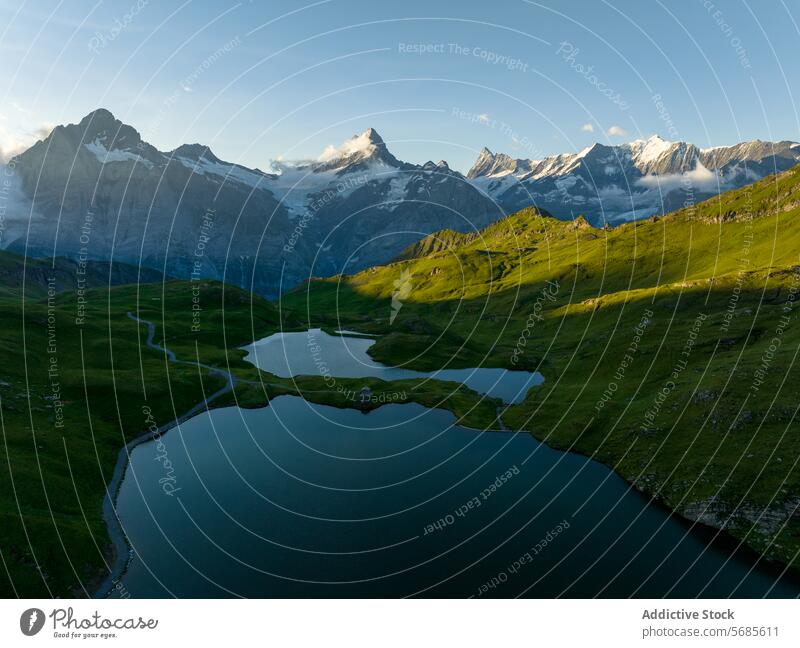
[98,391,800,598]
[94,325,799,597]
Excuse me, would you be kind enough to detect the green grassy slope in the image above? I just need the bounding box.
[0,279,271,596]
[0,262,499,596]
[282,165,800,569]
[0,250,163,299]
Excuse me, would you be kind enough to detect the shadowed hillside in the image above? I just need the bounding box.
[284,164,800,570]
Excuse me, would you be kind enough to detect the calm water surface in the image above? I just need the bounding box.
[241,329,544,404]
[113,395,800,597]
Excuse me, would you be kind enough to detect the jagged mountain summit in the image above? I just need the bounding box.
[0,110,503,296]
[313,127,402,171]
[467,135,800,224]
[1,109,798,295]
[5,109,287,296]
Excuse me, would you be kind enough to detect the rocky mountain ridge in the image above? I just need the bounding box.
[2,109,797,294]
[467,135,800,223]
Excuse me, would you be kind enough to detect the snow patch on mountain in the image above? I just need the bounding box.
[268,160,381,218]
[378,176,409,211]
[85,138,153,167]
[176,155,269,189]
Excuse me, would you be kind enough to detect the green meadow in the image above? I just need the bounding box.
[0,273,497,596]
[283,165,800,570]
[2,165,800,596]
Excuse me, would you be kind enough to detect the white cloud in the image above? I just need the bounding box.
[580,123,594,133]
[317,129,377,162]
[0,123,53,162]
[478,113,491,123]
[636,160,720,192]
[0,138,28,162]
[29,124,52,141]
[607,125,628,137]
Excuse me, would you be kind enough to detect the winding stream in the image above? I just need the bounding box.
[99,324,800,598]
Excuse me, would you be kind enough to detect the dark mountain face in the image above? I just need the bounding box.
[2,111,504,296]
[298,160,505,277]
[467,136,800,225]
[7,109,291,296]
[2,109,798,296]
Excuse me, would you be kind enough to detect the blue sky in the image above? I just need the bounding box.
[1,0,799,172]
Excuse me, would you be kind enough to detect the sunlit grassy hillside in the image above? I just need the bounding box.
[283,165,800,569]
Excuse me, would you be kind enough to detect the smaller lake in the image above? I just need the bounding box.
[242,329,543,404]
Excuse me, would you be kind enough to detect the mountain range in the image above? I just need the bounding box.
[1,110,503,296]
[468,136,800,223]
[1,108,797,295]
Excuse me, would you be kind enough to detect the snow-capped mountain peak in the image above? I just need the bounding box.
[466,147,529,179]
[467,134,800,224]
[627,134,676,166]
[77,108,145,153]
[315,128,400,171]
